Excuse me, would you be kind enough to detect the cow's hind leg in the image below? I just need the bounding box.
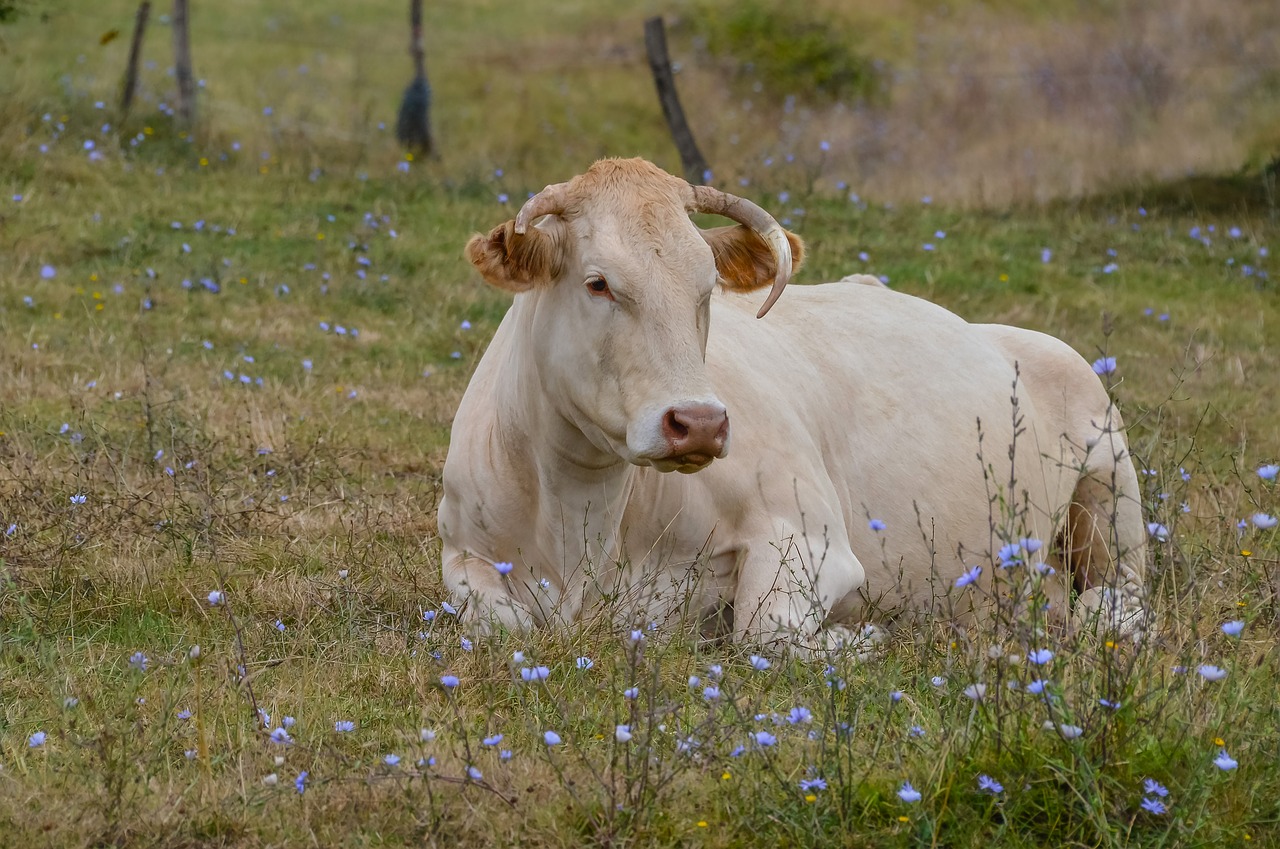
[1063,440,1148,639]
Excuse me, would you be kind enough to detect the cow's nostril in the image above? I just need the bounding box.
[664,409,690,440]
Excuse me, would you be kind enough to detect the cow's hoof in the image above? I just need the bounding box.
[459,597,536,636]
[814,622,887,662]
[1074,586,1146,642]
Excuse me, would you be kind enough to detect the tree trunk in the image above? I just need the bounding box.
[395,0,434,155]
[409,0,425,79]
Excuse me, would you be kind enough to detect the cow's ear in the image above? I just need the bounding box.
[465,220,565,292]
[701,224,805,292]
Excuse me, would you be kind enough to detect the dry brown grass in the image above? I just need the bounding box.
[676,0,1280,204]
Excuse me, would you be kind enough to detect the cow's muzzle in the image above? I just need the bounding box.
[658,403,729,469]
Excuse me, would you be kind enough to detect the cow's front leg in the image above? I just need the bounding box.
[732,526,868,658]
[442,551,537,635]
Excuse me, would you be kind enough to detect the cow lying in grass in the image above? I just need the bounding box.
[438,157,1146,653]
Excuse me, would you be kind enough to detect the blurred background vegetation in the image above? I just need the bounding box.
[2,0,1277,205]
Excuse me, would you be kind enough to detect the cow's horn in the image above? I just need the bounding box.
[514,182,570,235]
[690,184,792,318]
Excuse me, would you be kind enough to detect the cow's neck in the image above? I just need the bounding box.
[496,305,636,619]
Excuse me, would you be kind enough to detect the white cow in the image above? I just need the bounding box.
[438,158,1146,652]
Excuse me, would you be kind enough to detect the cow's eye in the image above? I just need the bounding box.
[585,276,613,298]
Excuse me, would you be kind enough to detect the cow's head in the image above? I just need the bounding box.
[465,158,803,473]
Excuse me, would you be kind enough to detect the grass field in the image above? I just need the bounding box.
[2,1,1279,847]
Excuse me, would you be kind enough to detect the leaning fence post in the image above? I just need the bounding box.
[120,1,151,116]
[172,0,195,127]
[644,15,710,184]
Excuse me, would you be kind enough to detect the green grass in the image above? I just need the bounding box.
[2,1,1280,847]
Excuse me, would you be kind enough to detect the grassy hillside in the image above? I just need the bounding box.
[1,1,1279,847]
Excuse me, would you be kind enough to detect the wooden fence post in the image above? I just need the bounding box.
[120,1,150,116]
[172,0,195,127]
[644,15,710,184]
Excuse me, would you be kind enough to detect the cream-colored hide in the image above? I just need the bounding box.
[438,158,1146,653]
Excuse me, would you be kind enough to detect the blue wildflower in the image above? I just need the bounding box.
[955,564,982,588]
[786,706,812,725]
[897,781,922,803]
[977,774,1003,793]
[295,771,308,794]
[1141,797,1166,814]
[520,666,550,682]
[1197,664,1227,681]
